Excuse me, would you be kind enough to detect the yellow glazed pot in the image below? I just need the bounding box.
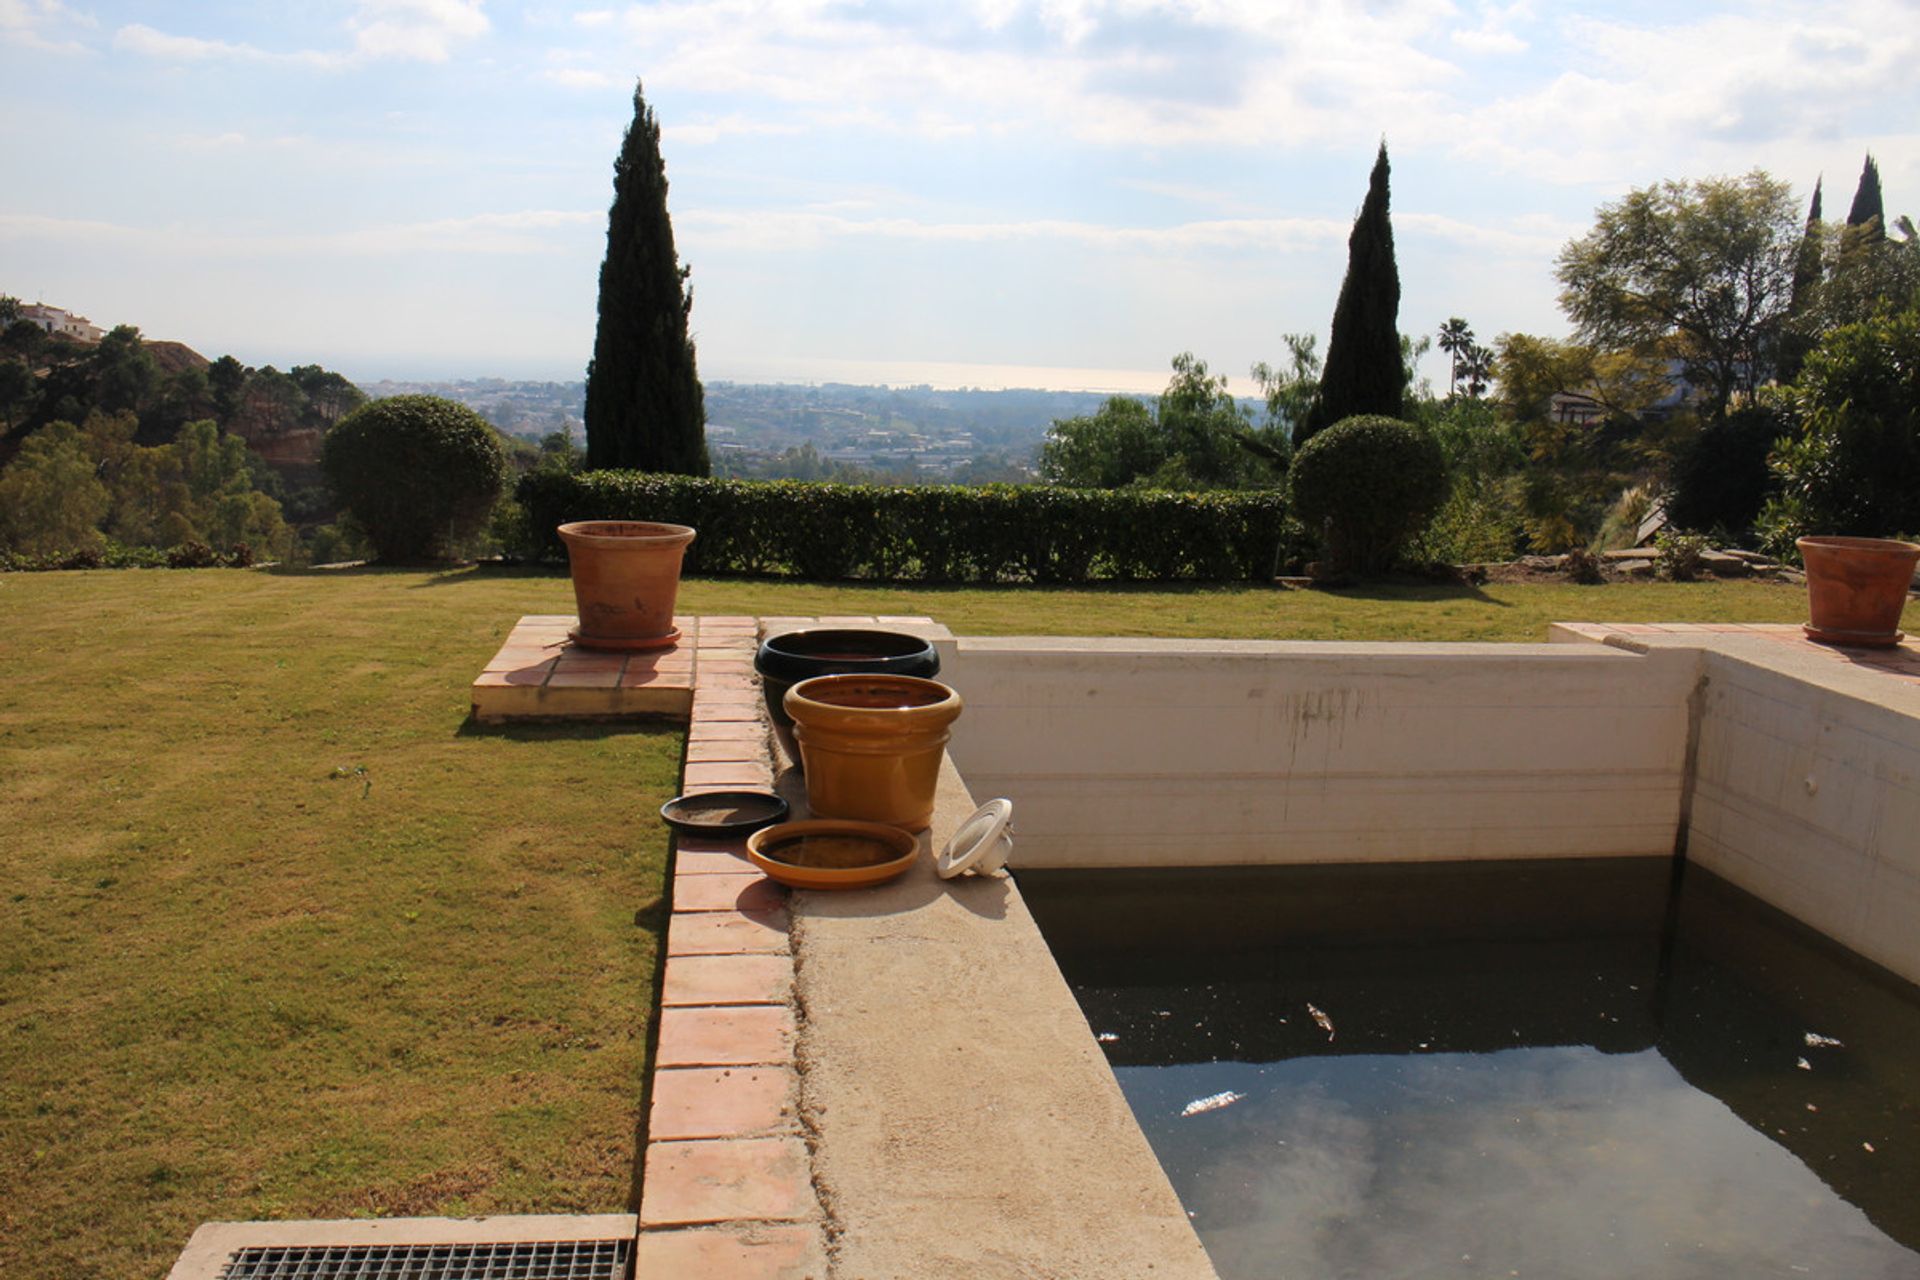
[558,520,696,651]
[784,674,963,831]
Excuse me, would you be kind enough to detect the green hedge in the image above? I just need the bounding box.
[515,471,1291,583]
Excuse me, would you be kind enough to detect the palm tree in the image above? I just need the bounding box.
[1461,343,1495,399]
[1437,317,1475,398]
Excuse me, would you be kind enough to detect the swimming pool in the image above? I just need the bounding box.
[1022,859,1920,1280]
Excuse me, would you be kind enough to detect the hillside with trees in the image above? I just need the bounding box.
[0,297,368,564]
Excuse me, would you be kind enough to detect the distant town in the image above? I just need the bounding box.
[361,376,1152,484]
[8,298,1257,487]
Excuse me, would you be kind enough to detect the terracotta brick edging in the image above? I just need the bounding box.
[636,615,936,1278]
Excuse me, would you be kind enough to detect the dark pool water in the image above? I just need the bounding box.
[1020,859,1920,1280]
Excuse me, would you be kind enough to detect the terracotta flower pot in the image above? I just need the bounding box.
[558,520,696,651]
[784,674,963,831]
[754,628,941,727]
[1798,536,1920,648]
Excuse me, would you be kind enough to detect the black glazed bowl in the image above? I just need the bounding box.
[754,628,941,726]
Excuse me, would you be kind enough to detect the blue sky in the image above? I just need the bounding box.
[1,1,1914,392]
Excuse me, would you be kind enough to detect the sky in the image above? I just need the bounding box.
[1,1,1915,394]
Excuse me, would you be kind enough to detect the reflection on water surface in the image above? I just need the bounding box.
[1021,860,1920,1280]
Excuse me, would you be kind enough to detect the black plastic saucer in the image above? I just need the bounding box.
[659,790,790,837]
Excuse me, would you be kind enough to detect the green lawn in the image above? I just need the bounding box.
[0,565,1887,1277]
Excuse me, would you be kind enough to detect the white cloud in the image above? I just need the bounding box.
[583,0,1464,150]
[349,0,490,62]
[113,23,341,67]
[542,0,1916,188]
[1447,2,1920,185]
[114,1,490,70]
[0,0,94,53]
[1449,0,1531,55]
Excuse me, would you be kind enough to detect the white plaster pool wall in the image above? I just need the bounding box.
[944,638,1702,868]
[1687,647,1920,982]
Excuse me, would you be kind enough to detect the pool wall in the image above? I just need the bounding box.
[944,632,1920,987]
[945,637,1700,867]
[1687,646,1920,982]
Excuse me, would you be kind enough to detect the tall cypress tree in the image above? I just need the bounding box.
[584,80,709,475]
[1846,153,1885,243]
[1790,177,1824,308]
[1778,177,1825,383]
[1303,141,1405,445]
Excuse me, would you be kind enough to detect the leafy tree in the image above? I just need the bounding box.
[208,355,247,424]
[1493,333,1678,552]
[1405,395,1528,565]
[231,365,305,439]
[1847,154,1885,242]
[584,79,709,475]
[3,317,47,361]
[1664,403,1791,541]
[1304,142,1405,443]
[0,295,19,326]
[89,325,159,417]
[1039,354,1278,489]
[0,356,35,429]
[1555,171,1799,416]
[1493,334,1670,424]
[0,421,109,554]
[289,365,365,428]
[1764,306,1920,545]
[535,429,584,476]
[1437,317,1474,399]
[1793,215,1920,345]
[1151,353,1261,487]
[151,365,214,437]
[1251,333,1320,443]
[1039,395,1163,488]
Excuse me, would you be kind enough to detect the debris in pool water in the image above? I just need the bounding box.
[1181,1090,1245,1117]
[1307,1002,1336,1041]
[1097,1032,1118,1043]
[1864,1142,1876,1153]
[1797,1057,1813,1071]
[1804,1031,1844,1049]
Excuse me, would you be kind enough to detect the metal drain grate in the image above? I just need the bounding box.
[217,1239,631,1280]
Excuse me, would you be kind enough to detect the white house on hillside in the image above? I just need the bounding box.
[19,303,104,343]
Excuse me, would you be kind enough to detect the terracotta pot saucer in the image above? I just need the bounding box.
[746,819,918,890]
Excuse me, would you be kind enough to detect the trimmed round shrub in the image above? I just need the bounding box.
[323,395,508,562]
[1288,414,1447,575]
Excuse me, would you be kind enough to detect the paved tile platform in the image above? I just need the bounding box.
[1554,621,1920,683]
[469,614,718,721]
